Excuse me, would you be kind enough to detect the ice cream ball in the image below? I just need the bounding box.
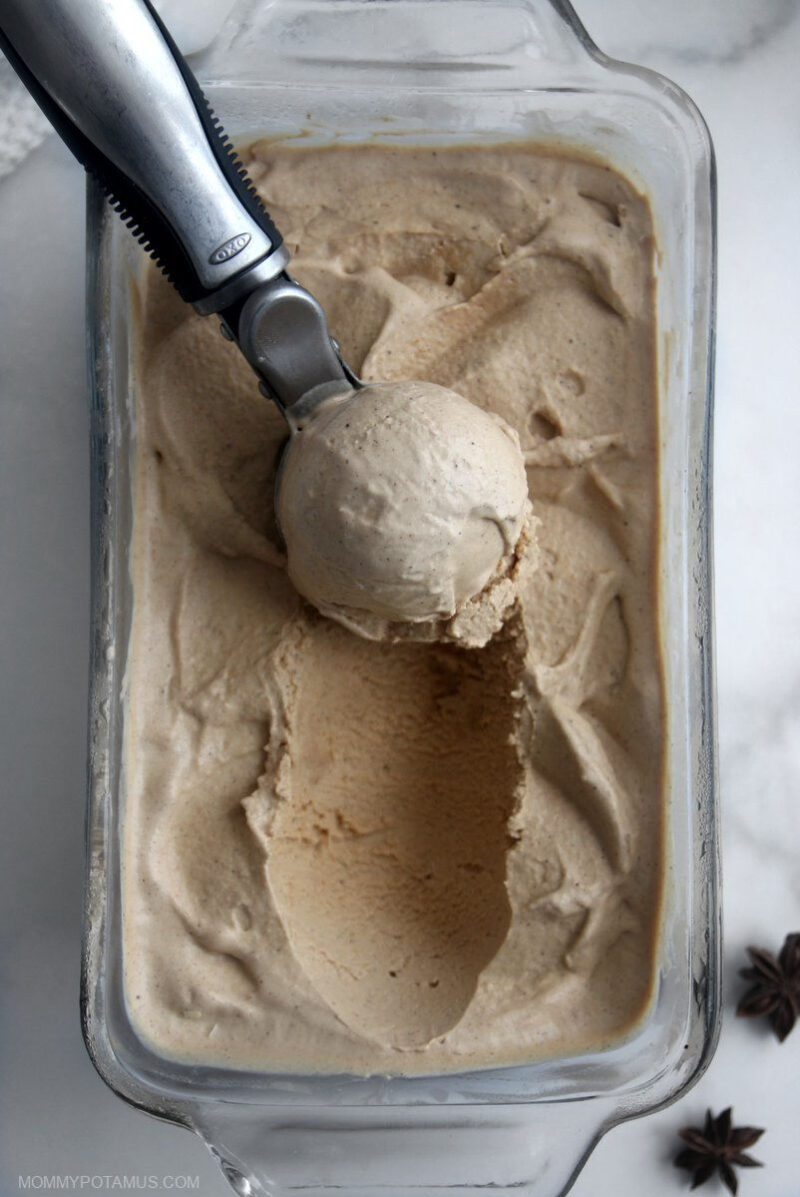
[276,380,529,628]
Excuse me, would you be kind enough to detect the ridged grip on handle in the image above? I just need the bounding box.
[0,0,288,308]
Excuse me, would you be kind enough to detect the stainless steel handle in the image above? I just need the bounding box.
[0,0,288,308]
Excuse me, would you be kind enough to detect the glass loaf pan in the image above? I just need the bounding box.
[81,0,719,1192]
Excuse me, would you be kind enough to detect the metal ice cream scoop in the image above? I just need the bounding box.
[0,0,359,417]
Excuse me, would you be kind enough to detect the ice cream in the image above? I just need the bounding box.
[122,141,663,1074]
[277,379,531,644]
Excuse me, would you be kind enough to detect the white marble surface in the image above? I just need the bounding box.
[1,1,799,1194]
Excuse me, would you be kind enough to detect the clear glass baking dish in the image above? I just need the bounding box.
[81,0,719,1192]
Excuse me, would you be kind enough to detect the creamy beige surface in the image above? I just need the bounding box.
[123,142,663,1074]
[278,379,532,645]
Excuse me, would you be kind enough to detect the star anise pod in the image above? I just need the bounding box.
[737,932,800,1042]
[674,1107,764,1194]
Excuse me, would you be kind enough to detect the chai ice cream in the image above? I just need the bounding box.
[278,379,532,646]
[122,142,664,1073]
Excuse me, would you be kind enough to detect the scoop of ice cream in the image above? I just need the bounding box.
[276,380,530,638]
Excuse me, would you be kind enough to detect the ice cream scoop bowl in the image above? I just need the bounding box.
[276,379,530,633]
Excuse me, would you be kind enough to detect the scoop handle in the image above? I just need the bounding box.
[0,0,288,311]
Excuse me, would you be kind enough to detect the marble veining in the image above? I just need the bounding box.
[581,0,800,66]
